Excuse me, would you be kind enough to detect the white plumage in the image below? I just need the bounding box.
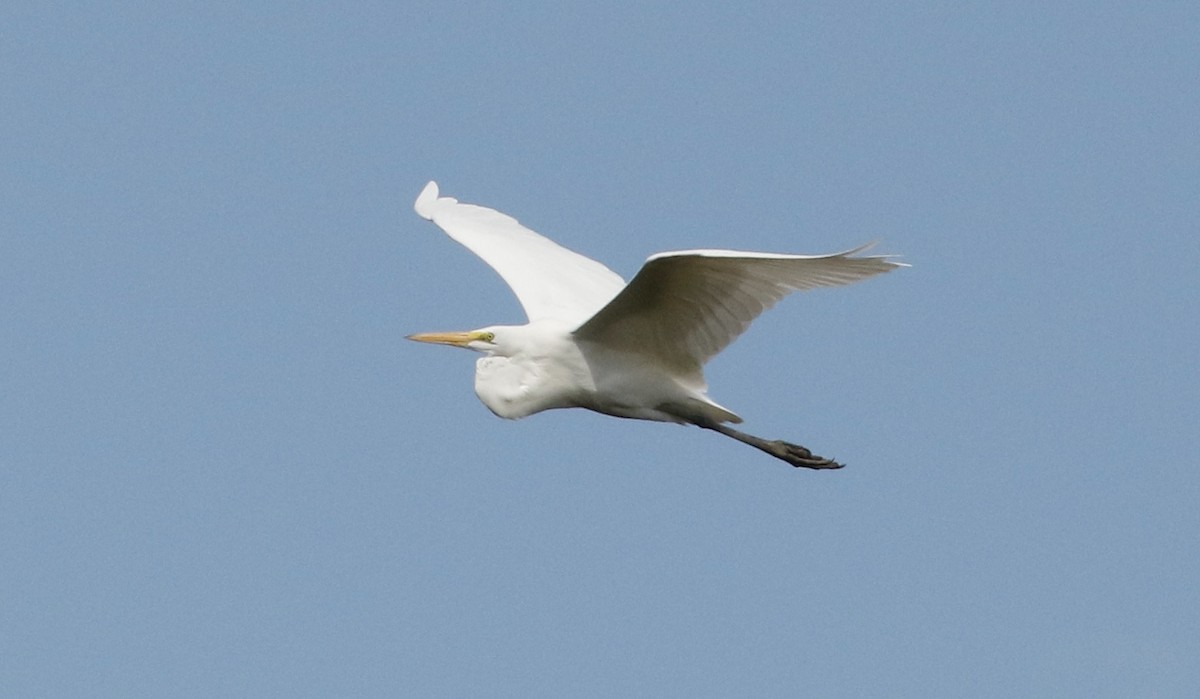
[409,181,905,469]
[414,182,624,325]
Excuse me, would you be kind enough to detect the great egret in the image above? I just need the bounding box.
[408,182,904,469]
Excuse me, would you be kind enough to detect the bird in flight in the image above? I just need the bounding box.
[407,182,904,469]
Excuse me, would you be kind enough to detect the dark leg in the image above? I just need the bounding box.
[699,422,844,470]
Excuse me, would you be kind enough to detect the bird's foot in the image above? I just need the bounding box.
[769,440,844,470]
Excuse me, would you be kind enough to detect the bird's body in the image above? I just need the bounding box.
[472,322,731,425]
[408,182,905,468]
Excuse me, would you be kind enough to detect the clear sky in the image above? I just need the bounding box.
[3,2,1197,697]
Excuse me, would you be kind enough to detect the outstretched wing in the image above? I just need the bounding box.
[573,245,906,374]
[414,182,627,325]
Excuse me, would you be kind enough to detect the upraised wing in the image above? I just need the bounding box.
[573,245,906,374]
[414,182,627,324]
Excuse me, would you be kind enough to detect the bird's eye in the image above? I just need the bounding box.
[481,332,495,342]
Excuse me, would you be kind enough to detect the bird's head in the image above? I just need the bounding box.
[406,326,503,354]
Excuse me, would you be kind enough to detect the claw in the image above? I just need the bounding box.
[772,441,844,470]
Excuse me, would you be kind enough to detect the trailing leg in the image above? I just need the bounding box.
[699,422,844,470]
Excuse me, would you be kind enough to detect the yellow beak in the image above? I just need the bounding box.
[406,330,482,348]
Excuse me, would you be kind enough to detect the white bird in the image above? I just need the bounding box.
[407,182,905,469]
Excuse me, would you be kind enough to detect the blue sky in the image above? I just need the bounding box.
[2,2,1197,696]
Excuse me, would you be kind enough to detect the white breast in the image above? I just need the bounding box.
[473,347,592,420]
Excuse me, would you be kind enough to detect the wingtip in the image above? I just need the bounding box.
[414,181,440,219]
[846,240,910,268]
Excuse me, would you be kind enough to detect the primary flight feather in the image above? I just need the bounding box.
[409,181,905,469]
